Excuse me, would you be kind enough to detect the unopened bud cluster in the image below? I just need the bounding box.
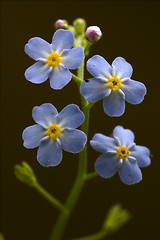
[55,18,102,43]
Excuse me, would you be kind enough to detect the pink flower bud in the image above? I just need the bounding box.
[55,19,68,29]
[86,26,102,42]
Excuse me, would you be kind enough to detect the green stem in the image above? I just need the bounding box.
[85,171,99,181]
[84,41,93,55]
[49,60,90,240]
[71,73,81,88]
[71,230,106,240]
[33,183,67,213]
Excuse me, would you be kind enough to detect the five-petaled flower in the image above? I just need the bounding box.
[80,56,146,117]
[25,29,84,90]
[22,104,87,167]
[90,126,150,185]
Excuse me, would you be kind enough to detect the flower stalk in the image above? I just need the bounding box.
[15,162,66,212]
[71,205,130,240]
[49,37,91,240]
[84,171,99,181]
[33,183,67,213]
[71,73,82,88]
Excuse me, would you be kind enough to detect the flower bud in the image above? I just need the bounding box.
[73,18,86,34]
[14,162,37,187]
[55,19,68,29]
[102,204,130,234]
[86,26,102,42]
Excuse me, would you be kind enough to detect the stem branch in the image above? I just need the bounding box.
[85,171,99,181]
[49,58,90,240]
[34,183,66,213]
[71,73,82,84]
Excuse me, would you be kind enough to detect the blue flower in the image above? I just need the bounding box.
[81,56,146,117]
[22,104,87,167]
[90,126,150,185]
[25,29,84,90]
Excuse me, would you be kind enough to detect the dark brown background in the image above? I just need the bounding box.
[1,1,160,240]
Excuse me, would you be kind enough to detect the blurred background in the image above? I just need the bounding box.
[1,1,160,239]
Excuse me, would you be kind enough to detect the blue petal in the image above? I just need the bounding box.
[80,78,111,102]
[113,126,135,147]
[32,103,58,128]
[22,124,46,149]
[103,90,125,117]
[60,129,87,153]
[122,79,146,104]
[49,65,71,89]
[25,61,51,84]
[37,138,62,167]
[112,57,133,79]
[90,134,118,153]
[130,145,151,167]
[25,37,51,61]
[55,104,84,128]
[51,29,74,53]
[118,158,142,185]
[87,55,112,79]
[61,47,84,69]
[95,152,120,178]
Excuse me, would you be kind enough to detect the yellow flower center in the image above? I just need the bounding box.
[47,124,61,139]
[108,77,122,90]
[47,53,61,67]
[117,146,130,159]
